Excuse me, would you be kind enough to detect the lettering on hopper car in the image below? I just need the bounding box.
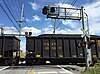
[51,42,56,46]
[58,47,62,50]
[43,42,49,46]
[97,40,100,46]
[51,47,56,50]
[44,47,49,50]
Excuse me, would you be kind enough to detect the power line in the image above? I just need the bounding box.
[3,0,20,26]
[66,0,78,15]
[0,4,19,32]
[10,0,20,19]
[15,0,21,14]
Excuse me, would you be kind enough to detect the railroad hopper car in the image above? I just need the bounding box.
[26,34,100,65]
[0,36,20,65]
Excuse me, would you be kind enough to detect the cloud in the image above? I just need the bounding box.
[29,2,39,10]
[22,26,41,36]
[31,15,41,21]
[0,26,17,34]
[54,1,100,35]
[84,1,100,35]
[0,26,41,52]
[42,24,82,34]
[62,20,80,29]
[26,18,31,22]
[54,3,81,29]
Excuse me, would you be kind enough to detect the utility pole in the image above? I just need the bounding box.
[81,6,91,69]
[53,19,56,34]
[18,4,26,59]
[18,4,25,38]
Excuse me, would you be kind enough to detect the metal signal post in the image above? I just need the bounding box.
[42,5,92,69]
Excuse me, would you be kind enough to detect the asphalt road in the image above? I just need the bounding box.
[0,65,85,74]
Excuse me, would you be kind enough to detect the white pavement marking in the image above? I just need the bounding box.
[57,65,74,74]
[0,66,10,71]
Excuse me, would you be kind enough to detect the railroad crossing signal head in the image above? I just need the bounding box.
[25,32,32,36]
[50,7,55,13]
[42,6,48,15]
[25,32,28,36]
[29,32,32,35]
[87,40,95,49]
[77,42,86,48]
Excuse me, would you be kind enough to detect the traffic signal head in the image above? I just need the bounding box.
[87,40,95,49]
[25,32,28,36]
[77,42,86,48]
[25,32,32,36]
[29,32,32,35]
[42,6,48,15]
[50,7,55,13]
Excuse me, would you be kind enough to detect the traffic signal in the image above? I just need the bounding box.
[87,40,95,49]
[29,32,32,35]
[77,42,86,48]
[25,32,32,36]
[42,6,48,15]
[25,32,28,36]
[50,7,55,13]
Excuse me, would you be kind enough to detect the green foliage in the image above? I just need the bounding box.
[20,51,26,58]
[82,61,100,74]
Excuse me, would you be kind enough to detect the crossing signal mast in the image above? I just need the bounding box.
[42,5,91,69]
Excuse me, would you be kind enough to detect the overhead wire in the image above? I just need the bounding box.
[2,0,20,27]
[0,3,19,32]
[15,0,21,13]
[66,0,78,15]
[10,0,20,19]
[55,0,66,29]
[56,0,78,29]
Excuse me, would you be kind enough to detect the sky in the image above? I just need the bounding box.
[0,0,100,52]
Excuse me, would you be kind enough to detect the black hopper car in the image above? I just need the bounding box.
[0,36,20,65]
[26,34,100,65]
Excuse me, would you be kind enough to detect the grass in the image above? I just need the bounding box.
[82,60,100,74]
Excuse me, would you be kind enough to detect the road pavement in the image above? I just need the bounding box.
[0,65,85,74]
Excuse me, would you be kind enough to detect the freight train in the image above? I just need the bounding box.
[26,34,100,65]
[0,34,100,65]
[0,36,20,65]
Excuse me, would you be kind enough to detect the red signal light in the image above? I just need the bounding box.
[25,32,28,36]
[77,42,86,48]
[25,32,32,36]
[42,6,48,15]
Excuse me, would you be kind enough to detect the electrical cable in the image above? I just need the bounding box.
[66,0,78,15]
[0,4,20,32]
[3,0,20,26]
[10,0,20,19]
